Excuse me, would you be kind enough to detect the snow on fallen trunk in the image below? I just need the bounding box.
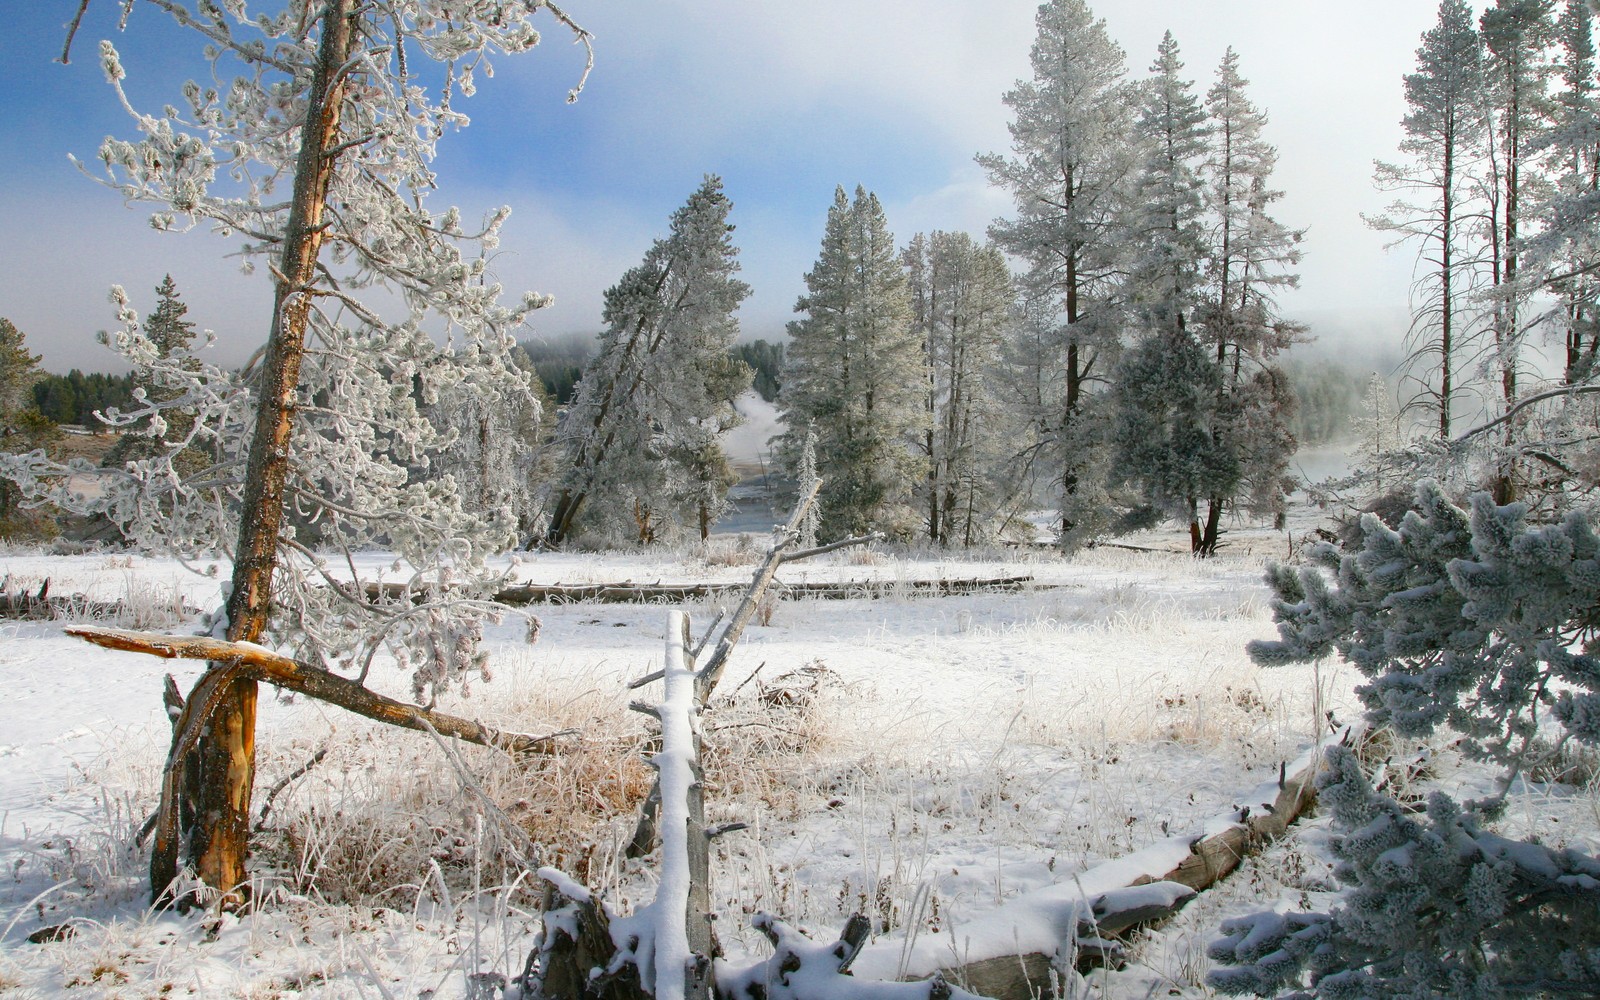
[526,610,714,999]
[640,609,699,1000]
[850,733,1336,995]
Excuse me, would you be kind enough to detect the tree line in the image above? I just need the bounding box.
[530,4,1313,554]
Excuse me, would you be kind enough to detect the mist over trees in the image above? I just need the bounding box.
[28,0,1600,558]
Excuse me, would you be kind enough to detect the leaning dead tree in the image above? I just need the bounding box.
[2,0,591,908]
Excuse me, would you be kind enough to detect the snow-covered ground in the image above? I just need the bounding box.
[0,515,1595,997]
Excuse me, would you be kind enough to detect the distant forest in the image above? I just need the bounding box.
[32,338,1355,439]
[32,370,138,428]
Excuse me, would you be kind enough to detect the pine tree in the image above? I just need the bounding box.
[904,231,1019,546]
[0,318,56,537]
[1369,0,1488,441]
[1209,746,1600,998]
[1110,331,1237,545]
[1199,48,1304,532]
[102,275,205,474]
[1214,481,1600,996]
[1130,31,1210,339]
[778,186,923,539]
[978,0,1138,542]
[1113,33,1234,553]
[1541,0,1600,382]
[0,1,588,903]
[1348,371,1404,497]
[545,175,752,546]
[428,343,554,544]
[1481,0,1556,502]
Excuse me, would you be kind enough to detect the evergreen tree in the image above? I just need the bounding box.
[1214,481,1600,996]
[1369,0,1488,441]
[0,318,57,537]
[1113,33,1232,553]
[978,0,1138,543]
[1110,331,1237,547]
[1130,31,1210,338]
[733,339,784,403]
[0,0,587,902]
[102,274,205,473]
[1348,371,1405,498]
[1481,0,1556,502]
[1541,0,1600,382]
[1209,746,1600,998]
[428,344,554,544]
[1199,48,1304,530]
[903,231,1020,546]
[778,185,923,540]
[545,175,752,546]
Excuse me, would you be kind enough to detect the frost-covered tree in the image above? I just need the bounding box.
[1113,33,1238,553]
[1214,480,1600,995]
[1537,0,1600,383]
[1110,331,1237,551]
[1199,47,1304,530]
[903,231,1019,546]
[1251,479,1600,774]
[1209,745,1600,999]
[428,344,555,543]
[778,185,923,539]
[796,423,820,549]
[0,318,56,537]
[1347,372,1406,498]
[1481,0,1556,502]
[101,275,205,475]
[1369,0,1489,441]
[1129,31,1210,339]
[544,175,752,546]
[0,0,587,904]
[978,0,1139,542]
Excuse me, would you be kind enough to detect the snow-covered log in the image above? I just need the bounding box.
[846,738,1331,996]
[716,914,990,1000]
[527,610,715,999]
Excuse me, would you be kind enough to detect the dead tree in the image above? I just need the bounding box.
[523,609,989,1000]
[626,482,880,857]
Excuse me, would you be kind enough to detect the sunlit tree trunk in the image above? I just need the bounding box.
[152,0,357,907]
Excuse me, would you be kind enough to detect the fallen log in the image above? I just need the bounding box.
[0,577,135,621]
[65,626,571,755]
[364,574,1040,606]
[849,737,1338,999]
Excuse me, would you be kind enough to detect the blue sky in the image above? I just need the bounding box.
[0,1,1440,372]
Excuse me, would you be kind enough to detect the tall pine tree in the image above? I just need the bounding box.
[904,231,1019,546]
[1199,48,1304,530]
[1113,32,1233,554]
[1481,0,1555,502]
[978,0,1138,543]
[778,186,922,539]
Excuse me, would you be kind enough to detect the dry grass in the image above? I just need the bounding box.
[699,534,763,568]
[250,652,656,905]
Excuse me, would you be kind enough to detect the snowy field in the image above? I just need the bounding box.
[0,517,1596,998]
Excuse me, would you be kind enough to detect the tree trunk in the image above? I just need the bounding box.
[152,0,357,908]
[1198,498,1223,558]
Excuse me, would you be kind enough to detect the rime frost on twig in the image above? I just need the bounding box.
[4,0,590,698]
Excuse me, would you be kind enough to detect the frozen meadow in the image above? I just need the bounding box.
[0,522,1595,997]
